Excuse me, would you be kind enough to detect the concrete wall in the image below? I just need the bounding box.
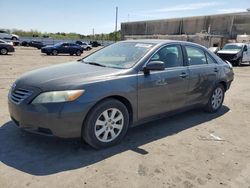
[121,12,250,39]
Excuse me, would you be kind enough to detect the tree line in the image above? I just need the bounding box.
[3,29,121,41]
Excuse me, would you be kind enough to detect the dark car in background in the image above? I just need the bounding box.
[8,40,234,149]
[90,41,101,47]
[41,42,83,56]
[28,41,45,49]
[21,41,45,49]
[0,39,15,55]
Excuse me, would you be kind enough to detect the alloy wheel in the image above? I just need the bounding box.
[94,108,124,143]
[211,87,223,110]
[0,48,8,55]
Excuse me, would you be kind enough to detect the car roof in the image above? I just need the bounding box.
[122,39,206,48]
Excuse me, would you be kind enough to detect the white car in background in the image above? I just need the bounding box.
[217,43,250,66]
[0,30,19,40]
[75,41,92,50]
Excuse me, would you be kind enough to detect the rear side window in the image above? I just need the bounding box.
[206,53,217,64]
[151,45,183,68]
[185,46,207,66]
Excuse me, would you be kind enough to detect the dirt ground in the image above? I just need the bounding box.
[0,47,250,188]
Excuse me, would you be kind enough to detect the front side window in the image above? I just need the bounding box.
[83,42,155,69]
[185,46,207,66]
[150,45,183,68]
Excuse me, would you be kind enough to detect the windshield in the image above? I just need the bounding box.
[222,44,243,51]
[82,42,155,69]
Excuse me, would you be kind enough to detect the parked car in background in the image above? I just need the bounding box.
[0,30,19,40]
[208,47,220,54]
[8,40,234,149]
[28,41,45,49]
[0,39,15,55]
[21,41,45,49]
[41,42,83,56]
[75,41,92,50]
[217,43,250,66]
[90,41,101,47]
[21,41,29,46]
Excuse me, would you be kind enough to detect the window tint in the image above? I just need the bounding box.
[151,45,183,68]
[206,53,217,64]
[186,46,207,66]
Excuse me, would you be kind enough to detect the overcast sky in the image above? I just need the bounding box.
[1,0,250,35]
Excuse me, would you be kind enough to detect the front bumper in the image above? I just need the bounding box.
[8,95,94,138]
[8,46,15,53]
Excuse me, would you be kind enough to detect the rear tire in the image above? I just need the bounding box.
[205,84,225,113]
[82,99,129,149]
[0,48,8,55]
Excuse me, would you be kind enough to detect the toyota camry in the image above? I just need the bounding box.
[8,40,234,149]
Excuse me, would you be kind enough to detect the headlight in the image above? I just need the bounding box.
[32,90,84,104]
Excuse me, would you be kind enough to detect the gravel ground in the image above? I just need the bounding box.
[0,47,250,188]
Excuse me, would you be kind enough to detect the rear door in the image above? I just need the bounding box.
[184,45,219,106]
[137,44,189,120]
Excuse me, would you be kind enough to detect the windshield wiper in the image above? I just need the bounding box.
[84,61,106,67]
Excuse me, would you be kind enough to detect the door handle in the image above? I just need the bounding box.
[214,68,218,72]
[179,72,189,78]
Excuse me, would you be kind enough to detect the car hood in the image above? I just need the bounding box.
[15,61,124,91]
[217,50,240,54]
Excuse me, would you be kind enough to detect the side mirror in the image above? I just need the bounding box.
[244,47,247,52]
[143,61,165,74]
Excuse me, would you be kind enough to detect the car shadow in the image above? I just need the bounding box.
[0,106,229,176]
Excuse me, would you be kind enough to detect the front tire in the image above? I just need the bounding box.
[0,48,8,55]
[205,84,225,113]
[52,50,58,56]
[82,99,129,149]
[237,58,242,66]
[76,50,81,56]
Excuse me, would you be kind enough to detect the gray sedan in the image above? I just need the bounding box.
[8,40,234,149]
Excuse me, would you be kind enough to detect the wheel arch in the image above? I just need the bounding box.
[82,95,134,132]
[218,81,227,91]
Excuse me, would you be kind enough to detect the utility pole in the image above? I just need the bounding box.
[115,6,118,42]
[92,28,95,40]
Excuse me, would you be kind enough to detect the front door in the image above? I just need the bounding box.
[137,44,189,120]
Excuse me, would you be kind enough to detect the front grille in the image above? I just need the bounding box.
[218,53,236,61]
[10,88,33,104]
